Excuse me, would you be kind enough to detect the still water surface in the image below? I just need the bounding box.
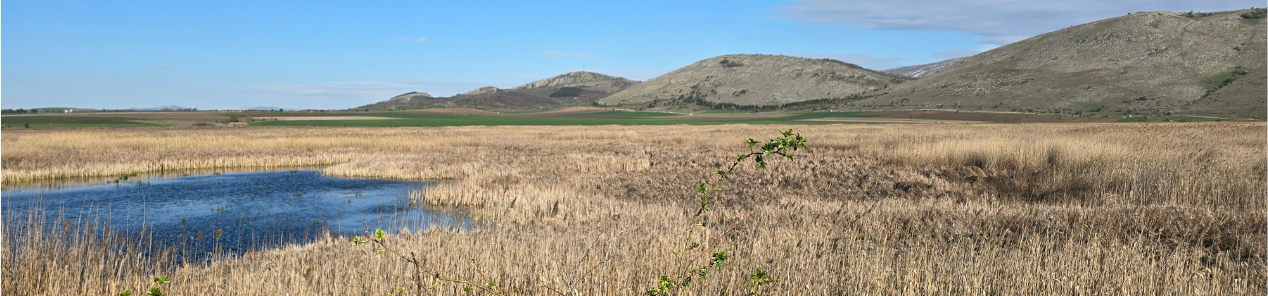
[2,169,464,258]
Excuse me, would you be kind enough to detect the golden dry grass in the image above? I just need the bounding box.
[2,123,1264,295]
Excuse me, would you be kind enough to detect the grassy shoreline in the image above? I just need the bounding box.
[3,123,1264,294]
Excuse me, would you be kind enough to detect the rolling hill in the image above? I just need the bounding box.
[858,8,1267,119]
[354,92,437,110]
[354,9,1263,118]
[439,71,639,110]
[596,54,909,110]
[354,72,639,111]
[881,57,966,78]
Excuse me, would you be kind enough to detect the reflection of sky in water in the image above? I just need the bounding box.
[3,170,466,258]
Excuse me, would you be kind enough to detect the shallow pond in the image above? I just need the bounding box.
[2,169,463,259]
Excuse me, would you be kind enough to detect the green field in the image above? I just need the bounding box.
[0,115,164,128]
[249,111,879,127]
[568,111,682,119]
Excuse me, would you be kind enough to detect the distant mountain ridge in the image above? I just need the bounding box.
[132,105,187,111]
[246,106,293,111]
[350,9,1264,118]
[353,72,640,111]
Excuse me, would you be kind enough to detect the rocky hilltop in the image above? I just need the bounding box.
[598,54,907,109]
[513,71,639,93]
[881,57,966,78]
[862,9,1266,118]
[463,86,500,96]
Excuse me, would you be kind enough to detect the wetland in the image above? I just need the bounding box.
[3,169,465,258]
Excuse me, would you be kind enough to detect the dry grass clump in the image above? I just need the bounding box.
[820,123,1266,210]
[0,128,486,185]
[2,208,187,294]
[2,123,1264,294]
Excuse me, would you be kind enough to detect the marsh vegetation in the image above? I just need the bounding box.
[2,123,1264,294]
[2,170,457,260]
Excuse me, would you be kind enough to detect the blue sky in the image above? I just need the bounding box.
[3,0,1261,109]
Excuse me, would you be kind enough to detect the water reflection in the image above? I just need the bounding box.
[2,170,466,260]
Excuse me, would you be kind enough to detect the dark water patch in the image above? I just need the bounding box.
[1,166,332,190]
[2,170,466,261]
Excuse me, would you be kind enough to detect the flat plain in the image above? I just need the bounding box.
[0,108,1159,129]
[2,123,1264,295]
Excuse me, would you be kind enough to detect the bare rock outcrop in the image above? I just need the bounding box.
[463,86,500,96]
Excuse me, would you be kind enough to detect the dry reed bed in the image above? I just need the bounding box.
[2,123,1264,294]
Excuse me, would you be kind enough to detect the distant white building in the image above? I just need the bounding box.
[63,109,73,113]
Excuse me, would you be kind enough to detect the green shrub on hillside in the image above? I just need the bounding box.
[1202,67,1250,92]
[1241,8,1266,19]
[549,87,583,97]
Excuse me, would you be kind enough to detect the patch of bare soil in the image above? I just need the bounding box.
[400,107,609,117]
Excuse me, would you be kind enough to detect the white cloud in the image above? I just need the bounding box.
[539,50,603,59]
[778,0,1264,45]
[415,36,428,42]
[791,53,900,70]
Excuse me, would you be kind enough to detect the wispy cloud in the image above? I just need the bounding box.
[791,53,899,70]
[539,50,603,59]
[146,65,174,73]
[778,0,1264,45]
